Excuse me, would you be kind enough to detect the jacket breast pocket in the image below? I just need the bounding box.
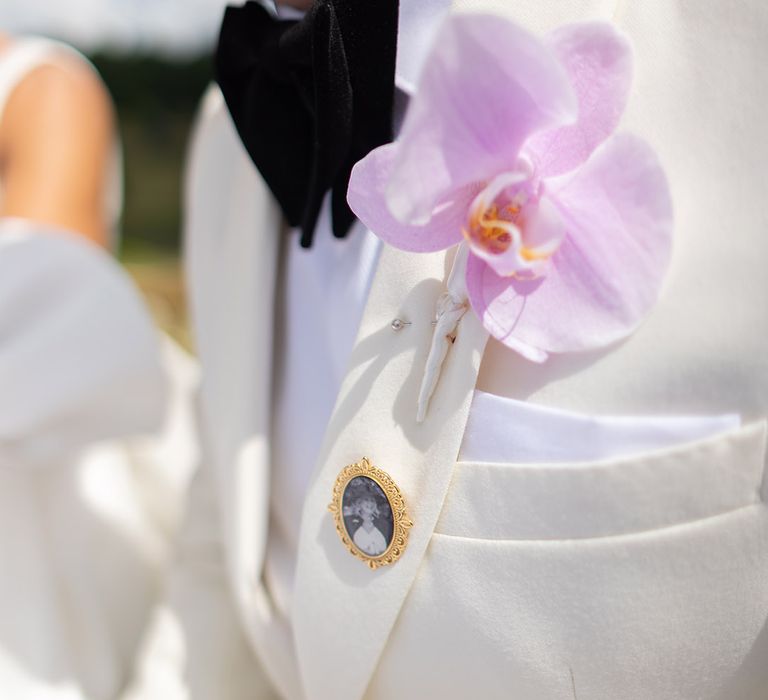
[367,421,768,700]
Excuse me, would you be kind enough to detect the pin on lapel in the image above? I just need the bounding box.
[328,458,413,569]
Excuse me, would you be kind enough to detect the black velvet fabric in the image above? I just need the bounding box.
[215,0,399,248]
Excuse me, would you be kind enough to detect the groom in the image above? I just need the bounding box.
[123,0,768,699]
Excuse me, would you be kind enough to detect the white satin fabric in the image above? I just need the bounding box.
[0,221,197,700]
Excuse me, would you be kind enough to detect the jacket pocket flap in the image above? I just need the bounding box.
[436,420,767,540]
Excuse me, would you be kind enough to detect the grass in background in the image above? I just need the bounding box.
[89,52,215,349]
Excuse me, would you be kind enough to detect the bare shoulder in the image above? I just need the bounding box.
[0,42,116,246]
[1,44,114,161]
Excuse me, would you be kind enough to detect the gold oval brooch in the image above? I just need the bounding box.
[328,457,413,569]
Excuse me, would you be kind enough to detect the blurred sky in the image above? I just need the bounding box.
[0,0,237,55]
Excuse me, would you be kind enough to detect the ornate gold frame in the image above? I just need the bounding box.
[328,457,413,569]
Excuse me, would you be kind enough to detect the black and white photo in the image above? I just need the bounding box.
[341,476,393,557]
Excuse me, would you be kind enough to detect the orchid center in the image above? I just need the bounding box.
[463,169,565,279]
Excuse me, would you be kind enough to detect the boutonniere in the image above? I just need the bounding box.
[348,13,673,418]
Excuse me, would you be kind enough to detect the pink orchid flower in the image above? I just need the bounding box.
[347,13,673,362]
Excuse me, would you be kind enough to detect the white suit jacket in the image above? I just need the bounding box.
[123,1,768,699]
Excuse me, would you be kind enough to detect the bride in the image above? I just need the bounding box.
[0,32,196,700]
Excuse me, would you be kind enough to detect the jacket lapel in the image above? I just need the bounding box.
[292,243,489,700]
[184,85,281,610]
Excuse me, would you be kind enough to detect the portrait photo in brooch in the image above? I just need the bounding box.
[341,476,394,557]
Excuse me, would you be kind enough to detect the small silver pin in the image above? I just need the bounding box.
[390,318,412,331]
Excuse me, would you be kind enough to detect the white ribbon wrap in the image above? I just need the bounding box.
[416,243,470,422]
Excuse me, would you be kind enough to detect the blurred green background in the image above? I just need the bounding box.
[91,53,212,255]
[90,53,215,348]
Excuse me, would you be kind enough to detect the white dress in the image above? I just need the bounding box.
[0,39,197,700]
[352,525,387,557]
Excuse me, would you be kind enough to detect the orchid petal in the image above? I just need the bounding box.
[467,133,673,357]
[347,143,475,252]
[385,12,577,224]
[524,22,633,178]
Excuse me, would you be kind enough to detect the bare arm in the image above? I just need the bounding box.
[0,49,115,247]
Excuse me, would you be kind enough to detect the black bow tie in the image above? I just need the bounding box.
[215,0,399,248]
